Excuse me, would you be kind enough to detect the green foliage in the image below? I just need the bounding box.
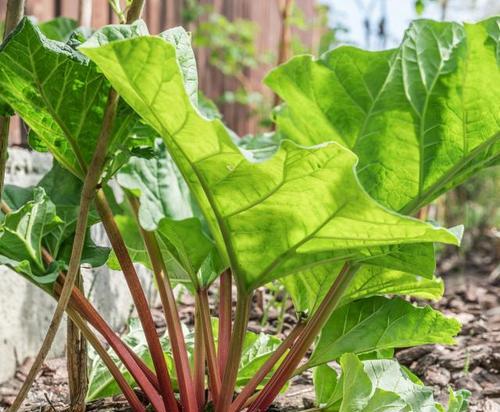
[116,139,193,231]
[308,296,460,368]
[323,353,439,411]
[1,13,496,412]
[87,317,282,400]
[0,18,138,178]
[314,353,470,412]
[0,188,62,291]
[0,164,109,292]
[38,16,78,42]
[266,18,500,214]
[81,35,460,295]
[193,14,260,77]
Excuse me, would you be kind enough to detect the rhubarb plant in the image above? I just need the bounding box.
[0,7,498,412]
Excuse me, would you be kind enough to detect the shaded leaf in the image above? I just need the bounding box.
[38,17,78,42]
[0,188,62,291]
[314,364,338,408]
[106,213,192,288]
[116,139,193,231]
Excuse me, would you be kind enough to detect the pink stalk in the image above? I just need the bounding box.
[218,269,232,378]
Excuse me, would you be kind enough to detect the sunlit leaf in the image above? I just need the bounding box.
[267,18,500,214]
[81,34,460,293]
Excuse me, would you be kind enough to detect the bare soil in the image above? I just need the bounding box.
[0,232,498,411]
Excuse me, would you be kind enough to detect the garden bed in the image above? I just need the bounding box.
[1,234,498,412]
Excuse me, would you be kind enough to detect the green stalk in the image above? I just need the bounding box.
[126,0,145,22]
[66,272,88,412]
[8,89,120,412]
[247,264,356,412]
[216,291,252,412]
[127,193,197,412]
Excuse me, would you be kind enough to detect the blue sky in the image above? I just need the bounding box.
[322,0,500,50]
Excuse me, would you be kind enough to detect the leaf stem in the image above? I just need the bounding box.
[218,269,232,378]
[230,321,305,412]
[127,193,197,412]
[66,307,146,412]
[197,288,221,404]
[95,189,178,412]
[126,0,145,23]
[216,291,252,412]
[247,263,357,412]
[62,282,165,405]
[66,272,87,412]
[8,89,120,412]
[194,298,206,409]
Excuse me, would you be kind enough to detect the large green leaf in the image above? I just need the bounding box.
[0,18,137,178]
[81,34,459,292]
[307,296,460,368]
[266,18,500,214]
[325,354,439,412]
[282,263,445,315]
[342,265,444,303]
[0,188,62,291]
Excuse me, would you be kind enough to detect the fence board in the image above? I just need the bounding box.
[6,0,318,144]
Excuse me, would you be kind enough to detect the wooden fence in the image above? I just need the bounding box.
[0,0,319,144]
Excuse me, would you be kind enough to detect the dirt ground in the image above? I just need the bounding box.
[0,232,498,412]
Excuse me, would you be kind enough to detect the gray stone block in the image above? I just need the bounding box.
[0,148,157,383]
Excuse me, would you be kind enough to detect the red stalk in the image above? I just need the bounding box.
[66,307,146,412]
[95,190,179,412]
[216,292,252,412]
[229,322,305,412]
[218,270,232,378]
[128,194,197,412]
[59,284,166,412]
[247,264,356,412]
[194,300,206,409]
[54,276,161,392]
[197,289,221,404]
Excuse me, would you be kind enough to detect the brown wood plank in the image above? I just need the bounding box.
[61,0,79,20]
[26,0,55,21]
[91,0,109,27]
[6,0,319,142]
